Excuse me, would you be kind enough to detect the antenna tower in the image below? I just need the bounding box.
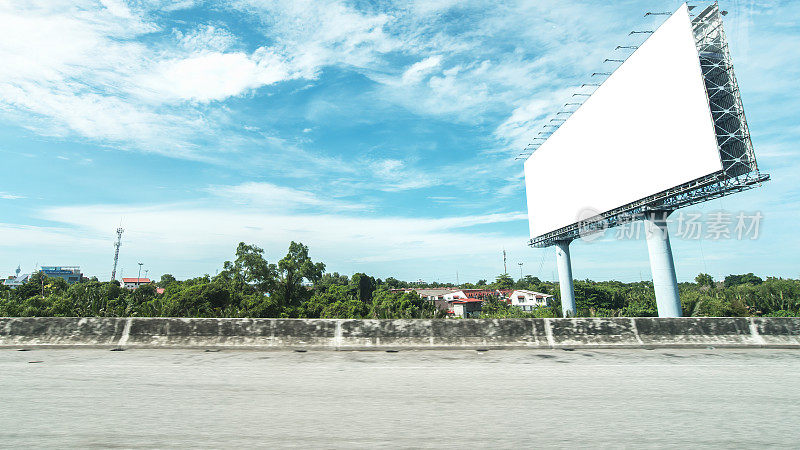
[503,249,507,274]
[111,227,124,281]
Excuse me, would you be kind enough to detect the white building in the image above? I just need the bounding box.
[451,299,483,318]
[509,290,553,311]
[3,267,29,289]
[408,288,460,302]
[122,277,151,290]
[442,291,467,301]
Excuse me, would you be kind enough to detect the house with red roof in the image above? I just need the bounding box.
[451,298,483,318]
[122,277,151,290]
[509,290,553,311]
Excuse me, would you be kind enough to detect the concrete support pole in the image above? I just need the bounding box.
[644,212,682,318]
[555,240,576,318]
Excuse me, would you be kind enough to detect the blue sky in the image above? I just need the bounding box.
[0,0,798,283]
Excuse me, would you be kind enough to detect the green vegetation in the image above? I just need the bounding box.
[1,242,798,318]
[482,273,800,318]
[0,242,442,319]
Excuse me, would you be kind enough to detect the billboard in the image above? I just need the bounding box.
[524,3,730,240]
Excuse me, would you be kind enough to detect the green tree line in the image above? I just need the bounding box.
[1,242,797,318]
[479,272,800,318]
[0,242,441,319]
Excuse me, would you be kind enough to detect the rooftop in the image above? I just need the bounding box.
[122,278,151,283]
[512,289,553,298]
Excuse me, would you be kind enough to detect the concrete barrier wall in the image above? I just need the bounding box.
[1,317,799,350]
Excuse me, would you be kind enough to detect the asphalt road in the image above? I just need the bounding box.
[1,348,799,448]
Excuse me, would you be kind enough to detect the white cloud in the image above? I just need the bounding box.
[232,0,399,77]
[405,0,462,16]
[98,0,133,19]
[176,24,237,53]
[0,222,98,248]
[0,202,527,279]
[401,55,442,84]
[0,192,25,200]
[0,1,212,157]
[139,49,294,102]
[493,88,573,154]
[206,182,368,211]
[0,0,647,164]
[364,159,440,192]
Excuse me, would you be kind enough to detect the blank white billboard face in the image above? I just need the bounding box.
[524,4,722,238]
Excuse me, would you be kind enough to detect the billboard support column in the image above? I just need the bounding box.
[555,240,576,317]
[644,212,682,317]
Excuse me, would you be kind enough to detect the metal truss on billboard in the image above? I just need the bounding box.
[529,2,769,248]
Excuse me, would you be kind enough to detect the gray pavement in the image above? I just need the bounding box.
[1,348,799,448]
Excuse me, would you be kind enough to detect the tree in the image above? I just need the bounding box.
[695,273,715,290]
[158,274,177,288]
[724,273,763,288]
[277,241,325,307]
[162,282,231,317]
[384,277,406,289]
[128,283,158,315]
[317,272,349,291]
[219,242,278,294]
[370,289,440,319]
[350,273,376,302]
[492,273,514,290]
[480,295,510,316]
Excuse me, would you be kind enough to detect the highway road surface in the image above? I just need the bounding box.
[1,348,799,448]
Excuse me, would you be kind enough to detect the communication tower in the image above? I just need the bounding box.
[111,227,124,281]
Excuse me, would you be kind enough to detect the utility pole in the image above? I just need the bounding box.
[518,262,524,280]
[111,227,124,281]
[503,249,507,274]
